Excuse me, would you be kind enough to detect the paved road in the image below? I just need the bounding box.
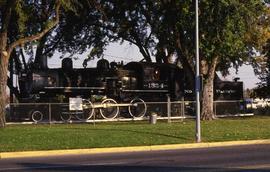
[1,144,270,172]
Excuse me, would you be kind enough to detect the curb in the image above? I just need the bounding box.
[1,139,270,159]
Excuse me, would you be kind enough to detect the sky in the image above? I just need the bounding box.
[219,65,260,89]
[48,42,260,89]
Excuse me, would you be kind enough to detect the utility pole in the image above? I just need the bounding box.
[195,0,201,143]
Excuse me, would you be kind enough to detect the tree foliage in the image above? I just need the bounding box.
[16,0,110,69]
[254,39,270,98]
[252,7,270,98]
[0,0,79,127]
[97,0,269,119]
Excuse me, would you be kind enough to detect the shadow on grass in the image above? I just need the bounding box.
[64,127,190,141]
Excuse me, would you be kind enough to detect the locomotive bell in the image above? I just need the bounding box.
[110,61,118,69]
[37,55,48,69]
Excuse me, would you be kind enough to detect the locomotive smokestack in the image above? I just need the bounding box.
[62,58,73,71]
[41,55,48,69]
[234,77,240,82]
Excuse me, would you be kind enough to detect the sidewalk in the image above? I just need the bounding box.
[1,139,270,159]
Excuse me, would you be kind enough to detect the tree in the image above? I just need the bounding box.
[0,0,65,128]
[96,0,195,84]
[99,0,155,62]
[97,0,269,120]
[198,1,269,119]
[241,6,270,98]
[16,0,110,71]
[254,39,270,97]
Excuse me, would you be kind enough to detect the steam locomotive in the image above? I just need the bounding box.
[9,58,249,122]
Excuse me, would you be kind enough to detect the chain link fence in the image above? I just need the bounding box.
[5,98,253,124]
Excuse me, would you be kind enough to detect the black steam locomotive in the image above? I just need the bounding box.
[9,58,249,122]
[11,58,185,121]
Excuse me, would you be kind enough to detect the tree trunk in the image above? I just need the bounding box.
[0,0,13,128]
[0,33,9,128]
[0,57,8,128]
[201,57,219,120]
[0,50,9,128]
[201,75,215,120]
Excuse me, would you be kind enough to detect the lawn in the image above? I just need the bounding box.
[1,116,270,152]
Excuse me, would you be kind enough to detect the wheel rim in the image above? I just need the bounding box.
[75,99,94,121]
[60,112,71,122]
[128,98,147,118]
[99,98,119,119]
[31,111,44,122]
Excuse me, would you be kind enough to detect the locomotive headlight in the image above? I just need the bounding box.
[121,77,129,88]
[48,76,56,86]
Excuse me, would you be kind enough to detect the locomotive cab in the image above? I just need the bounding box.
[124,62,168,90]
[124,62,185,101]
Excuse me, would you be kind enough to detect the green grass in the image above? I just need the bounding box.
[1,116,270,152]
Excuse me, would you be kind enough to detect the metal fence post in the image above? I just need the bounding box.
[93,109,96,126]
[49,103,51,126]
[214,101,216,116]
[181,98,185,118]
[167,94,171,123]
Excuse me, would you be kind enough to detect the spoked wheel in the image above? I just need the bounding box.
[128,98,147,118]
[75,99,94,121]
[60,104,72,122]
[60,112,72,122]
[31,110,44,122]
[99,98,119,119]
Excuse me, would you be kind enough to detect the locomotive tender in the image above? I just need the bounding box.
[10,58,248,122]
